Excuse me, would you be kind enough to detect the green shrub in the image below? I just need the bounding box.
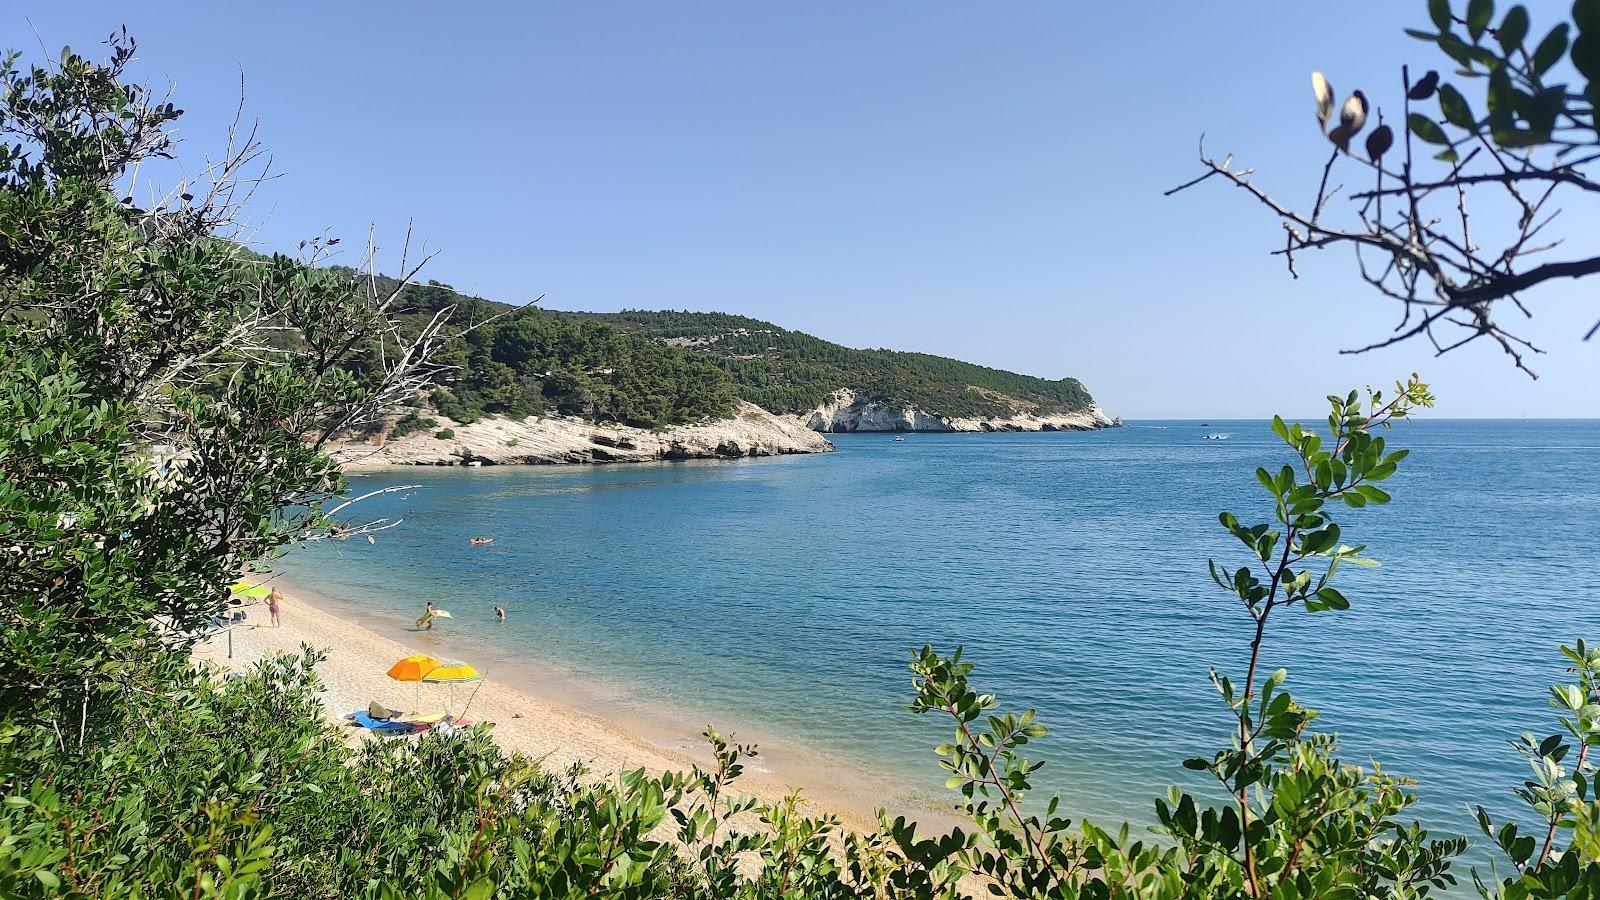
[390,411,439,439]
[434,427,456,440]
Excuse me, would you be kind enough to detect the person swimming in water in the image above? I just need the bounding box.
[494,605,506,622]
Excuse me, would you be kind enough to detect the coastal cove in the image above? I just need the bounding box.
[280,421,1600,841]
[201,582,944,835]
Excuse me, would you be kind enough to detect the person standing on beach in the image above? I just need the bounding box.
[495,605,506,623]
[267,588,283,628]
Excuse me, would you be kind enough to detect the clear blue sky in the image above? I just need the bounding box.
[14,2,1599,417]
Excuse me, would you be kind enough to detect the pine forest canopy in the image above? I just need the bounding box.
[374,276,1099,429]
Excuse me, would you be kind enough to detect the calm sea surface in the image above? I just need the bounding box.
[282,420,1600,841]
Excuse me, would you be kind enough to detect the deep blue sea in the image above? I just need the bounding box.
[282,420,1600,843]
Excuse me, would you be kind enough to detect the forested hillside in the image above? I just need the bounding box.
[563,309,1097,419]
[377,281,738,428]
[375,276,1100,425]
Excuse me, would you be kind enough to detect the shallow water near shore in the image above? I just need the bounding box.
[281,419,1600,841]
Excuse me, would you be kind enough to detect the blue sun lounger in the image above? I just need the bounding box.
[348,710,417,735]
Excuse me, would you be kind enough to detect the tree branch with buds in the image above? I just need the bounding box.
[1169,0,1600,376]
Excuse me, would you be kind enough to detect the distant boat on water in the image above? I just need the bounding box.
[1205,433,1231,441]
[894,436,905,442]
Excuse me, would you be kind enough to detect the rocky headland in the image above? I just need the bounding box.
[333,401,833,467]
[804,388,1116,433]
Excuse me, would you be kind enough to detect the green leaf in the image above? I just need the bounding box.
[1314,587,1351,611]
[1408,113,1452,144]
[1519,86,1565,134]
[1355,485,1393,504]
[1255,467,1276,493]
[1438,30,1504,67]
[1430,0,1453,31]
[1301,526,1340,553]
[1270,415,1289,442]
[1494,128,1552,147]
[1533,24,1571,75]
[1573,32,1600,81]
[1577,0,1600,32]
[1466,0,1493,41]
[1486,66,1516,124]
[1497,5,1529,53]
[1438,83,1476,128]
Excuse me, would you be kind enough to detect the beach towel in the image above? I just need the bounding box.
[348,710,417,735]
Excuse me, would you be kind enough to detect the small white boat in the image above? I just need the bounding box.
[1205,433,1231,441]
[894,436,905,442]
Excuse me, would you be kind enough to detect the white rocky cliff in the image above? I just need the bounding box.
[803,388,1115,433]
[332,401,833,467]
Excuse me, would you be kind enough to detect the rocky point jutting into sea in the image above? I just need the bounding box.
[332,401,835,467]
[333,389,1122,467]
[333,391,1119,467]
[803,388,1117,433]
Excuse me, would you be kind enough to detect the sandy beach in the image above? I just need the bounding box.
[193,583,956,837]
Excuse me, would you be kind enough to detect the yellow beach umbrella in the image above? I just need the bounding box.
[387,655,443,710]
[423,663,483,717]
[421,663,479,683]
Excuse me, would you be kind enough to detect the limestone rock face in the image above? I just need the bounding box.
[333,402,834,468]
[802,388,1115,433]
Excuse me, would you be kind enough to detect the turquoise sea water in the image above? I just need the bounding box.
[283,420,1599,841]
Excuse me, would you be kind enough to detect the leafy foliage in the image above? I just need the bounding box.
[6,24,1600,900]
[0,35,446,737]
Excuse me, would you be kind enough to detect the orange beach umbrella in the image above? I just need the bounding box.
[387,655,442,682]
[387,655,443,710]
